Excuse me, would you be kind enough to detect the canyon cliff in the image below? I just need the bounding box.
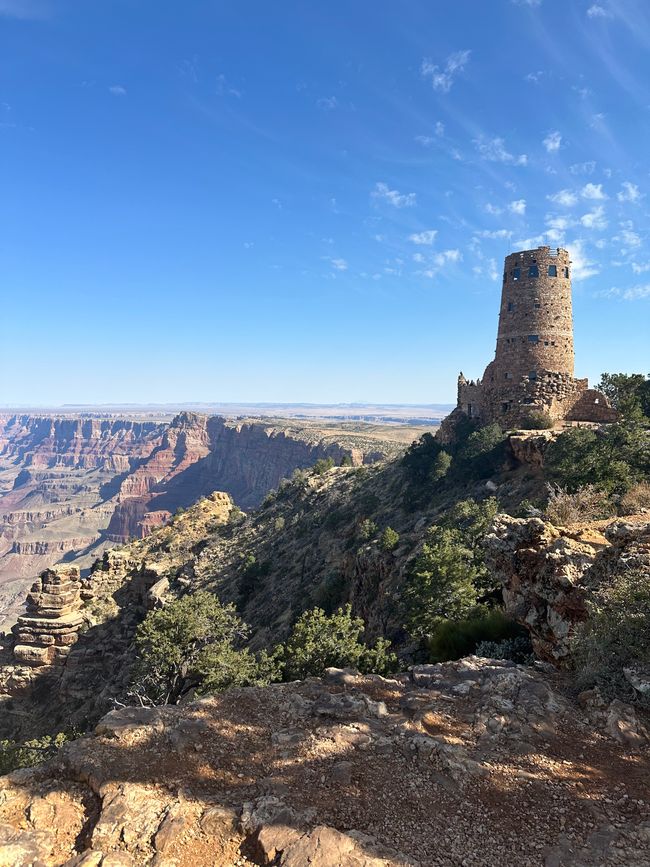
[0,413,409,627]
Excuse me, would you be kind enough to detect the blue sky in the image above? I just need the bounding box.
[1,0,649,405]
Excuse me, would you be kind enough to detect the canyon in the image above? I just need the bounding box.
[0,412,421,628]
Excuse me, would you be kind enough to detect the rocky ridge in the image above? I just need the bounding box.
[485,515,650,663]
[0,660,648,866]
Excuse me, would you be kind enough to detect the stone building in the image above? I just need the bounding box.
[443,246,616,434]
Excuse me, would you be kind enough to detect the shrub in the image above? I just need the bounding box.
[545,423,650,496]
[274,516,286,532]
[357,518,378,542]
[597,372,650,419]
[544,483,612,526]
[619,481,650,515]
[0,732,78,775]
[281,605,397,679]
[571,570,650,706]
[131,591,275,705]
[313,457,335,475]
[427,607,526,662]
[340,455,354,467]
[379,526,400,552]
[455,423,508,479]
[403,527,479,636]
[228,506,245,526]
[475,636,534,664]
[519,410,554,430]
[430,450,452,481]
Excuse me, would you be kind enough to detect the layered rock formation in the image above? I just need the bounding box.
[484,515,650,663]
[0,661,648,866]
[0,412,408,626]
[12,566,87,668]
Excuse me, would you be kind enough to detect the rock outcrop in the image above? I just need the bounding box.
[484,515,650,663]
[0,660,648,866]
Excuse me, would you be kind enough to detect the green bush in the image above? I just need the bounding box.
[357,518,378,542]
[427,608,526,662]
[475,636,534,664]
[313,457,335,475]
[571,570,650,706]
[132,591,276,705]
[403,527,480,636]
[379,526,400,552]
[545,423,650,496]
[402,498,499,638]
[431,450,452,481]
[340,455,354,467]
[518,411,554,430]
[281,605,397,679]
[0,732,78,775]
[597,372,650,419]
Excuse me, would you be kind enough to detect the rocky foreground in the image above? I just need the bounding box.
[1,659,649,867]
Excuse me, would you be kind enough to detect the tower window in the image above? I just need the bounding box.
[512,268,521,280]
[563,267,569,278]
[528,265,539,278]
[548,265,557,277]
[507,301,515,312]
[504,372,512,380]
[527,334,539,343]
[529,371,537,381]
[534,302,541,308]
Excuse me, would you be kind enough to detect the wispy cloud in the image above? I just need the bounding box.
[512,0,542,6]
[580,205,608,230]
[587,4,612,18]
[216,74,241,98]
[617,181,642,202]
[409,229,438,245]
[317,96,338,111]
[484,203,503,216]
[476,229,512,239]
[372,182,416,208]
[474,135,527,165]
[567,239,600,281]
[581,182,607,200]
[570,161,596,175]
[108,85,126,96]
[509,199,526,215]
[548,189,578,207]
[421,50,471,93]
[603,284,650,300]
[543,130,562,153]
[328,257,348,271]
[0,0,48,19]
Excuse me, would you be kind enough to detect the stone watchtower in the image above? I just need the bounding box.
[448,246,615,431]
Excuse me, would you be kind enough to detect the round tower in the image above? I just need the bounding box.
[494,247,573,381]
[480,246,578,424]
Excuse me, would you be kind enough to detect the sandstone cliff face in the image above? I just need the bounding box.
[0,413,402,626]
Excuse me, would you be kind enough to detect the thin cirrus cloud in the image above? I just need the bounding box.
[509,199,526,215]
[474,135,528,166]
[108,85,127,96]
[421,50,471,93]
[371,182,416,208]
